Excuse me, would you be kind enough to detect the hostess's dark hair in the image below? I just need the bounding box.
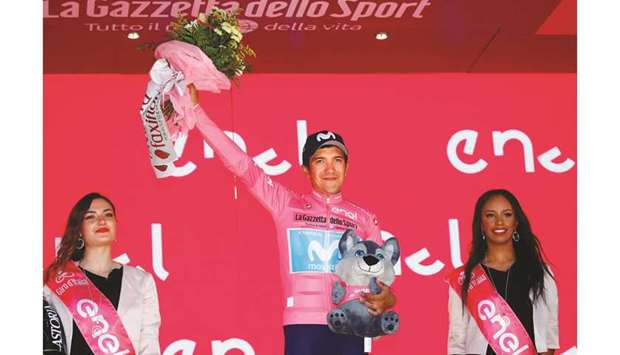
[461,189,553,304]
[44,192,116,283]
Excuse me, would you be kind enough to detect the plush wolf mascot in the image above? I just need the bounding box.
[327,229,400,337]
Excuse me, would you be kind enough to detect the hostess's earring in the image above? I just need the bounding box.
[512,231,520,242]
[77,235,85,250]
[481,232,486,240]
[71,234,86,261]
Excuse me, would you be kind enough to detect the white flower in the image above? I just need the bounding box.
[221,22,234,34]
[214,28,222,35]
[220,22,242,41]
[184,19,198,29]
[235,64,246,77]
[231,28,243,42]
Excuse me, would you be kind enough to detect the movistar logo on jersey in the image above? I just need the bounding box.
[288,228,342,273]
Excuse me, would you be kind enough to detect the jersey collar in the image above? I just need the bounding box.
[311,190,343,204]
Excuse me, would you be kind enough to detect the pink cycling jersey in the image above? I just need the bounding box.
[193,105,382,325]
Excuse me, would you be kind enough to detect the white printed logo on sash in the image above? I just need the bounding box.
[287,229,342,273]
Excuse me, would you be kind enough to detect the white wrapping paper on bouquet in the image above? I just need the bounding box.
[139,59,185,178]
[139,41,231,178]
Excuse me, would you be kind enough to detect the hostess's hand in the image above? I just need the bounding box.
[187,84,199,105]
[360,281,396,316]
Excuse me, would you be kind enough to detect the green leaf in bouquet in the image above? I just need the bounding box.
[181,34,197,45]
[204,45,218,58]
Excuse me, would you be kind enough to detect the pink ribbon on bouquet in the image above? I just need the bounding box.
[154,40,231,137]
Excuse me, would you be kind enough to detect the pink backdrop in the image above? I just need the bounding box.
[44,73,576,354]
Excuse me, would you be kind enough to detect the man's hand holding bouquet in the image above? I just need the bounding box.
[139,8,255,177]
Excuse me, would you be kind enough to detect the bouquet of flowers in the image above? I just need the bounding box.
[139,7,255,177]
[169,8,255,81]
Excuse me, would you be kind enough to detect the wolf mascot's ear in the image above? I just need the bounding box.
[382,238,400,265]
[339,229,361,257]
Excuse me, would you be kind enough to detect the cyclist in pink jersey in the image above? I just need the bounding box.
[189,85,395,355]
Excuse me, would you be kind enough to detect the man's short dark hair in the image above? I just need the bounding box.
[302,131,349,167]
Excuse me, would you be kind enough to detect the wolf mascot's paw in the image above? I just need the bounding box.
[380,310,400,334]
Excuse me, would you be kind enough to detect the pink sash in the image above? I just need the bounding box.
[447,265,536,355]
[46,263,136,355]
[333,279,371,304]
